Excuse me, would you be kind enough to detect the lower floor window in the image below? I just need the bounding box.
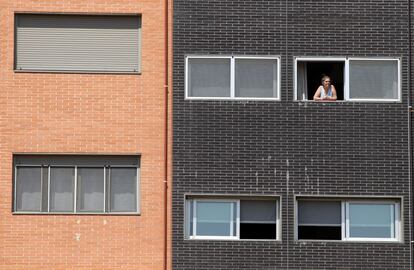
[186,198,279,240]
[14,155,140,214]
[297,199,400,241]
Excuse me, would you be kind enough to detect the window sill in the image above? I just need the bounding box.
[186,238,281,242]
[296,239,402,244]
[14,69,141,75]
[295,100,401,103]
[12,211,141,216]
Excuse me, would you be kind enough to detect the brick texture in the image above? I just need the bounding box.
[173,0,411,269]
[0,1,171,269]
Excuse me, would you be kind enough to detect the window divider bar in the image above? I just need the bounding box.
[344,59,350,100]
[230,57,235,98]
[390,204,395,239]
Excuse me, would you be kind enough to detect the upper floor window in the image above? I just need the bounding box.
[186,56,280,100]
[295,57,400,102]
[15,14,141,73]
[186,197,279,240]
[297,198,401,242]
[13,155,140,214]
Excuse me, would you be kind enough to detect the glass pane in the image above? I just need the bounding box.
[188,58,231,97]
[16,167,42,211]
[110,168,137,212]
[298,201,341,225]
[196,201,233,236]
[77,167,104,212]
[349,60,398,99]
[235,59,278,98]
[50,167,75,212]
[240,200,276,223]
[349,203,393,238]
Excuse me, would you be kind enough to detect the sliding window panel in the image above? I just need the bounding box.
[195,201,236,237]
[349,60,399,100]
[110,167,137,212]
[15,166,42,212]
[77,167,105,212]
[50,167,75,212]
[187,58,231,97]
[298,201,342,240]
[348,203,394,239]
[240,200,277,239]
[235,59,278,98]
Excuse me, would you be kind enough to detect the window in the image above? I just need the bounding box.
[297,199,401,241]
[186,198,279,240]
[15,14,141,73]
[14,155,140,214]
[186,56,280,100]
[295,58,400,102]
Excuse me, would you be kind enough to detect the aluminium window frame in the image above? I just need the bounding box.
[294,57,401,102]
[185,55,281,101]
[185,197,280,241]
[295,198,401,242]
[13,164,140,215]
[344,200,401,242]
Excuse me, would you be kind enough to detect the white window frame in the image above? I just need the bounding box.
[294,57,401,102]
[14,164,140,215]
[296,199,401,242]
[185,55,281,101]
[344,200,400,242]
[186,198,279,240]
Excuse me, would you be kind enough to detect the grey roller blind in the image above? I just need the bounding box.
[50,167,75,212]
[298,201,341,225]
[240,200,277,223]
[15,14,141,73]
[16,166,42,211]
[110,167,137,212]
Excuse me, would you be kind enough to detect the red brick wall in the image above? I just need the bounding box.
[0,1,171,269]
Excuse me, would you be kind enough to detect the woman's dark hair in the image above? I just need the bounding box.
[321,75,331,84]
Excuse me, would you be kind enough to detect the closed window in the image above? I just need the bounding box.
[297,199,401,241]
[186,198,279,240]
[14,155,140,214]
[295,58,400,102]
[186,56,280,100]
[15,14,141,73]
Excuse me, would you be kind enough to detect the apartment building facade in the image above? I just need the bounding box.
[0,0,171,269]
[173,1,412,269]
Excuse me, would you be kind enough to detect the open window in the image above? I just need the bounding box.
[295,57,400,102]
[186,197,279,240]
[297,198,401,242]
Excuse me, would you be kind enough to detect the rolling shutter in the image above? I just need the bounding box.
[15,14,141,73]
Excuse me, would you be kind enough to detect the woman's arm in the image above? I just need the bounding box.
[328,85,337,100]
[313,86,322,100]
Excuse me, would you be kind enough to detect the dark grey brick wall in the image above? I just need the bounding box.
[173,1,411,269]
